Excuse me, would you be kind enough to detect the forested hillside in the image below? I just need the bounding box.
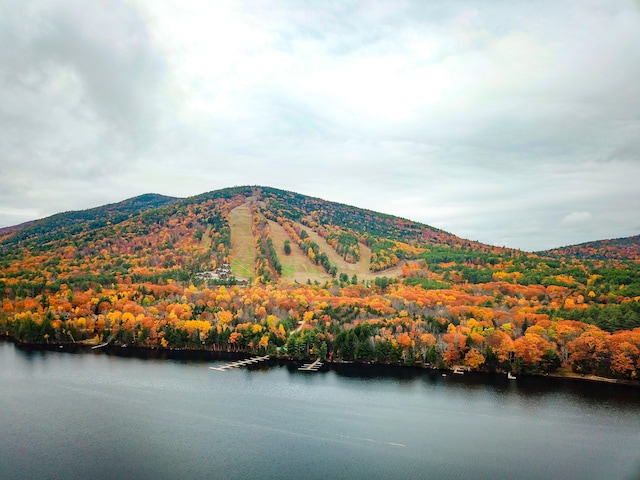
[544,234,640,261]
[0,194,179,251]
[1,186,639,382]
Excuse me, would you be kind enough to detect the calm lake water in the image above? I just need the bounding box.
[1,341,639,480]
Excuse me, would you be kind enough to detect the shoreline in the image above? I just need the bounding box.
[4,336,638,388]
[546,370,640,387]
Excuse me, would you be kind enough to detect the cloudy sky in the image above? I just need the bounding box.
[1,0,639,251]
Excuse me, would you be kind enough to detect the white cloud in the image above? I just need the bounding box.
[562,212,593,225]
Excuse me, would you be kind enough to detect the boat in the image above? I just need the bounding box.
[507,372,517,380]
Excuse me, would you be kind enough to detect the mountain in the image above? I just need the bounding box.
[543,234,640,261]
[0,193,179,252]
[1,186,639,382]
[1,185,638,287]
[0,185,517,285]
[0,220,35,239]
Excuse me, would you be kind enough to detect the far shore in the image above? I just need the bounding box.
[546,370,640,387]
[4,335,638,388]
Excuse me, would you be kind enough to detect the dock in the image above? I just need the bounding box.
[298,358,323,372]
[209,355,270,371]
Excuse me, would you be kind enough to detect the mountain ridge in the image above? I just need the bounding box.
[542,234,640,261]
[0,193,180,251]
[2,185,638,258]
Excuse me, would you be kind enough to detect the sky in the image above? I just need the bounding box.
[1,0,639,251]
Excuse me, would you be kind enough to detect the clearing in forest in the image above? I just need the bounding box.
[229,203,255,280]
[295,224,402,280]
[268,220,330,283]
[200,225,212,250]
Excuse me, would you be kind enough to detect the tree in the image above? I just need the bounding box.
[319,341,328,360]
[568,330,610,375]
[284,240,291,255]
[397,332,413,362]
[355,338,374,361]
[335,330,356,360]
[464,349,486,370]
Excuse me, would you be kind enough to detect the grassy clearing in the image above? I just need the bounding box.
[298,224,401,280]
[230,209,402,283]
[229,203,256,280]
[268,220,330,283]
[200,225,212,250]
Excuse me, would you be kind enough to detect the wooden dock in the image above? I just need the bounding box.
[209,355,270,371]
[298,358,323,372]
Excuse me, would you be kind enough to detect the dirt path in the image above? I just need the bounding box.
[358,242,373,273]
[229,203,255,280]
[268,220,330,283]
[200,225,212,250]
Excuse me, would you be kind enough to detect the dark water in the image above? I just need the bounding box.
[1,342,639,480]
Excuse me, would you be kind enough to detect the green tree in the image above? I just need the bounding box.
[355,338,374,361]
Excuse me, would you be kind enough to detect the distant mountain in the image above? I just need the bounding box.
[0,193,179,252]
[543,234,640,261]
[0,220,35,238]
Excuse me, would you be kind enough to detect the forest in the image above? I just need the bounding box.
[1,186,639,382]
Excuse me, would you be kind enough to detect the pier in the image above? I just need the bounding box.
[298,358,323,372]
[209,355,270,371]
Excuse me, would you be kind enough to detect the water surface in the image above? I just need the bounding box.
[1,342,639,480]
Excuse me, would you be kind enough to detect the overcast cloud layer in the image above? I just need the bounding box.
[1,0,639,251]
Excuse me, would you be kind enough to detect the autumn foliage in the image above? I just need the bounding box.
[1,186,639,382]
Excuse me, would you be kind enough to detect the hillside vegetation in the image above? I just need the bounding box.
[0,193,178,252]
[544,234,640,261]
[1,186,639,382]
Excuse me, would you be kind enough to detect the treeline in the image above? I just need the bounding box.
[326,231,360,263]
[4,279,640,380]
[547,301,640,332]
[299,230,336,277]
[0,194,177,254]
[259,187,442,243]
[2,274,118,299]
[252,211,281,283]
[279,220,337,277]
[545,234,640,261]
[367,238,421,272]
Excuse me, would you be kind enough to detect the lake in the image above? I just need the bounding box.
[1,341,639,480]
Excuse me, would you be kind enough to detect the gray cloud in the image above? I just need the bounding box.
[1,0,639,251]
[0,0,165,218]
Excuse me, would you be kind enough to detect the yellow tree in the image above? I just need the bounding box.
[215,310,233,327]
[464,349,486,370]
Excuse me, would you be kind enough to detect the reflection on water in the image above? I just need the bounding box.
[1,340,639,480]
